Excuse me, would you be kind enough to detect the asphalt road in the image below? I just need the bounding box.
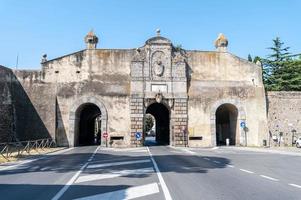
[0,143,300,200]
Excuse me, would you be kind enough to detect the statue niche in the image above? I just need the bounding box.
[152,51,166,77]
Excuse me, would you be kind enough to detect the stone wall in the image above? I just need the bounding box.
[42,49,132,147]
[187,51,268,147]
[0,66,14,142]
[267,91,301,146]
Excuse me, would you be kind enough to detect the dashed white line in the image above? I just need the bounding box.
[87,159,150,169]
[51,146,100,200]
[227,164,234,168]
[289,183,301,189]
[260,175,279,181]
[147,147,172,200]
[239,169,254,174]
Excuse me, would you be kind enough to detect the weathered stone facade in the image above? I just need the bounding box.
[267,92,301,146]
[2,31,298,147]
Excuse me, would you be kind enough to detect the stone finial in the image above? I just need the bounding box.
[41,54,47,63]
[214,33,228,52]
[156,28,161,36]
[84,30,99,49]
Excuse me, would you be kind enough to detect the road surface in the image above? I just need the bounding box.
[0,144,300,200]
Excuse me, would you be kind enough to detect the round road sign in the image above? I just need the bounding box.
[103,132,109,138]
[135,132,142,140]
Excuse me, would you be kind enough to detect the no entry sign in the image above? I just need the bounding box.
[103,132,109,138]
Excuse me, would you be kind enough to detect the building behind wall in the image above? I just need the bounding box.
[2,30,299,147]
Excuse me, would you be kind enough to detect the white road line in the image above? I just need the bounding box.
[51,146,100,200]
[147,147,172,200]
[87,159,150,169]
[239,169,254,174]
[213,161,221,164]
[203,158,210,161]
[227,164,234,168]
[260,175,279,181]
[74,182,160,200]
[75,167,154,183]
[289,183,301,189]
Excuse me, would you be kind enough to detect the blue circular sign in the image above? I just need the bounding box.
[135,132,142,140]
[240,121,246,128]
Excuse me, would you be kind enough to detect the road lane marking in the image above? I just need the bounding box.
[260,175,279,181]
[226,164,234,168]
[239,169,254,174]
[87,159,150,169]
[75,167,154,183]
[51,146,100,200]
[203,158,210,161]
[74,182,159,200]
[213,161,221,164]
[289,183,301,189]
[147,147,172,200]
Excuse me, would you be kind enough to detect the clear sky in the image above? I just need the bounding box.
[0,0,300,69]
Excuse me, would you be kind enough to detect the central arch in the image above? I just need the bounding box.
[145,103,170,145]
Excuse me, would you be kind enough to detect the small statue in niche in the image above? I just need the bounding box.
[153,60,164,77]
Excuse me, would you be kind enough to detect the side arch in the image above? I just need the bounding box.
[69,96,108,147]
[210,99,246,146]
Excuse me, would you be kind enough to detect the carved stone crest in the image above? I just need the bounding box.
[155,92,163,103]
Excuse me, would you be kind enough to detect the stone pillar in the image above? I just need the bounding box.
[172,98,188,146]
[130,97,144,147]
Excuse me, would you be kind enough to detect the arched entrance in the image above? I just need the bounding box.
[215,104,238,146]
[75,103,101,146]
[145,103,170,145]
[69,96,108,147]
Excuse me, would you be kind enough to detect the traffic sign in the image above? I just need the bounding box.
[103,132,109,138]
[240,121,246,128]
[135,132,142,140]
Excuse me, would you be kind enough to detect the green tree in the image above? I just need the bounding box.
[261,37,298,91]
[144,114,154,133]
[248,54,253,62]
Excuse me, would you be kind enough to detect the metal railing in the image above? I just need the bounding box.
[0,138,56,160]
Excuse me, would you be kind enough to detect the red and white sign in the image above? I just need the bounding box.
[103,132,109,138]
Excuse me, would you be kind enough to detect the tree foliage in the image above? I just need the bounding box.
[250,37,301,91]
[144,114,154,132]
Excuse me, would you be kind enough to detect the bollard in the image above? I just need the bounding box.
[226,138,230,146]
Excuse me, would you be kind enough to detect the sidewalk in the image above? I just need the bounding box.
[220,146,301,156]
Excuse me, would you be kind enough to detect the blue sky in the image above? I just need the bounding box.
[0,0,300,69]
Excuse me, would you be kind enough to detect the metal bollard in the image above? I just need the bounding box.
[226,138,230,146]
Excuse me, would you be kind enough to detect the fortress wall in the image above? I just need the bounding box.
[267,91,301,146]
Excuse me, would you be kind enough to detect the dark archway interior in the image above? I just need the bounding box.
[77,104,101,146]
[216,104,238,146]
[146,103,170,145]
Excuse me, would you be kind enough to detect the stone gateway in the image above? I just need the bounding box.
[1,30,275,147]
